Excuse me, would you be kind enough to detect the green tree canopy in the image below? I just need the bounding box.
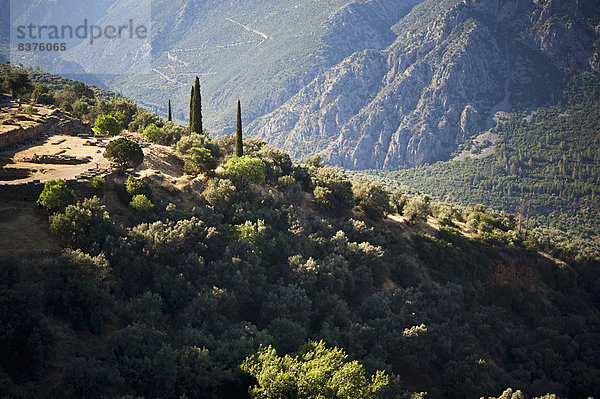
[184,147,217,176]
[353,180,391,220]
[390,190,407,214]
[312,167,354,214]
[141,123,164,143]
[37,179,75,210]
[241,340,388,399]
[223,156,266,186]
[130,194,154,212]
[92,176,105,196]
[128,109,162,134]
[94,115,122,136]
[403,195,431,223]
[125,176,152,199]
[0,70,32,97]
[190,76,203,134]
[236,99,243,157]
[104,138,144,169]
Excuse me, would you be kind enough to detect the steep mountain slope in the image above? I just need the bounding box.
[248,0,600,169]
[63,0,422,131]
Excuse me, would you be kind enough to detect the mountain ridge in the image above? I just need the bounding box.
[247,0,600,169]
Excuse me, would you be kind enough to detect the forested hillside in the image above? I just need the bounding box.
[1,70,600,398]
[361,72,600,252]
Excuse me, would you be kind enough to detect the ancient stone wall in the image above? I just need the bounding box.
[0,114,93,149]
[0,117,58,148]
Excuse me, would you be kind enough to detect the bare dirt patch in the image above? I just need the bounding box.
[0,134,111,184]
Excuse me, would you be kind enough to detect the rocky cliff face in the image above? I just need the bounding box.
[247,0,600,169]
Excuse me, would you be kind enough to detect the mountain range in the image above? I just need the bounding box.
[248,0,600,168]
[5,0,600,169]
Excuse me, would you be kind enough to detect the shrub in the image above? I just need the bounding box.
[1,70,32,97]
[203,178,237,212]
[94,115,121,136]
[184,147,217,176]
[44,255,114,334]
[92,176,105,196]
[142,123,164,143]
[403,195,431,223]
[241,341,388,399]
[125,176,152,199]
[108,323,176,398]
[312,168,354,214]
[223,156,266,186]
[230,220,266,246]
[49,197,118,254]
[161,121,186,145]
[71,100,90,119]
[128,109,161,133]
[278,176,304,205]
[175,133,209,154]
[104,138,143,169]
[125,291,163,325]
[37,179,75,210]
[25,105,37,115]
[63,358,124,399]
[130,194,154,212]
[0,260,53,379]
[259,145,293,182]
[353,180,391,220]
[390,190,407,214]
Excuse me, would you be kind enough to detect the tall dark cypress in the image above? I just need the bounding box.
[167,99,172,122]
[189,86,194,133]
[236,99,243,157]
[191,76,203,134]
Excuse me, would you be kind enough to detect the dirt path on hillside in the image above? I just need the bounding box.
[225,17,271,42]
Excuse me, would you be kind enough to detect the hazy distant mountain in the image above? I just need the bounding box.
[247,0,600,169]
[62,0,422,131]
[9,0,599,170]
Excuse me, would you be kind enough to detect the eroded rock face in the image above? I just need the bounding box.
[247,0,600,169]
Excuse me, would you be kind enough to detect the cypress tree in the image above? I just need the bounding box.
[167,99,172,122]
[191,76,203,134]
[236,99,243,157]
[189,86,194,133]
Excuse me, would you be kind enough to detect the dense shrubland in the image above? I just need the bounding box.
[1,126,599,398]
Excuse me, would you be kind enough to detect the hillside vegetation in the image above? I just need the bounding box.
[1,124,600,399]
[1,67,600,399]
[361,73,600,254]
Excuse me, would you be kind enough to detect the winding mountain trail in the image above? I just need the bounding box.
[225,17,271,41]
[152,68,184,85]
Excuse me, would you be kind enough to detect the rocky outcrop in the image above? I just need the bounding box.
[247,0,600,169]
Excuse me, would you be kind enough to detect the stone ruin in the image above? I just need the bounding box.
[0,110,93,150]
[25,153,92,165]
